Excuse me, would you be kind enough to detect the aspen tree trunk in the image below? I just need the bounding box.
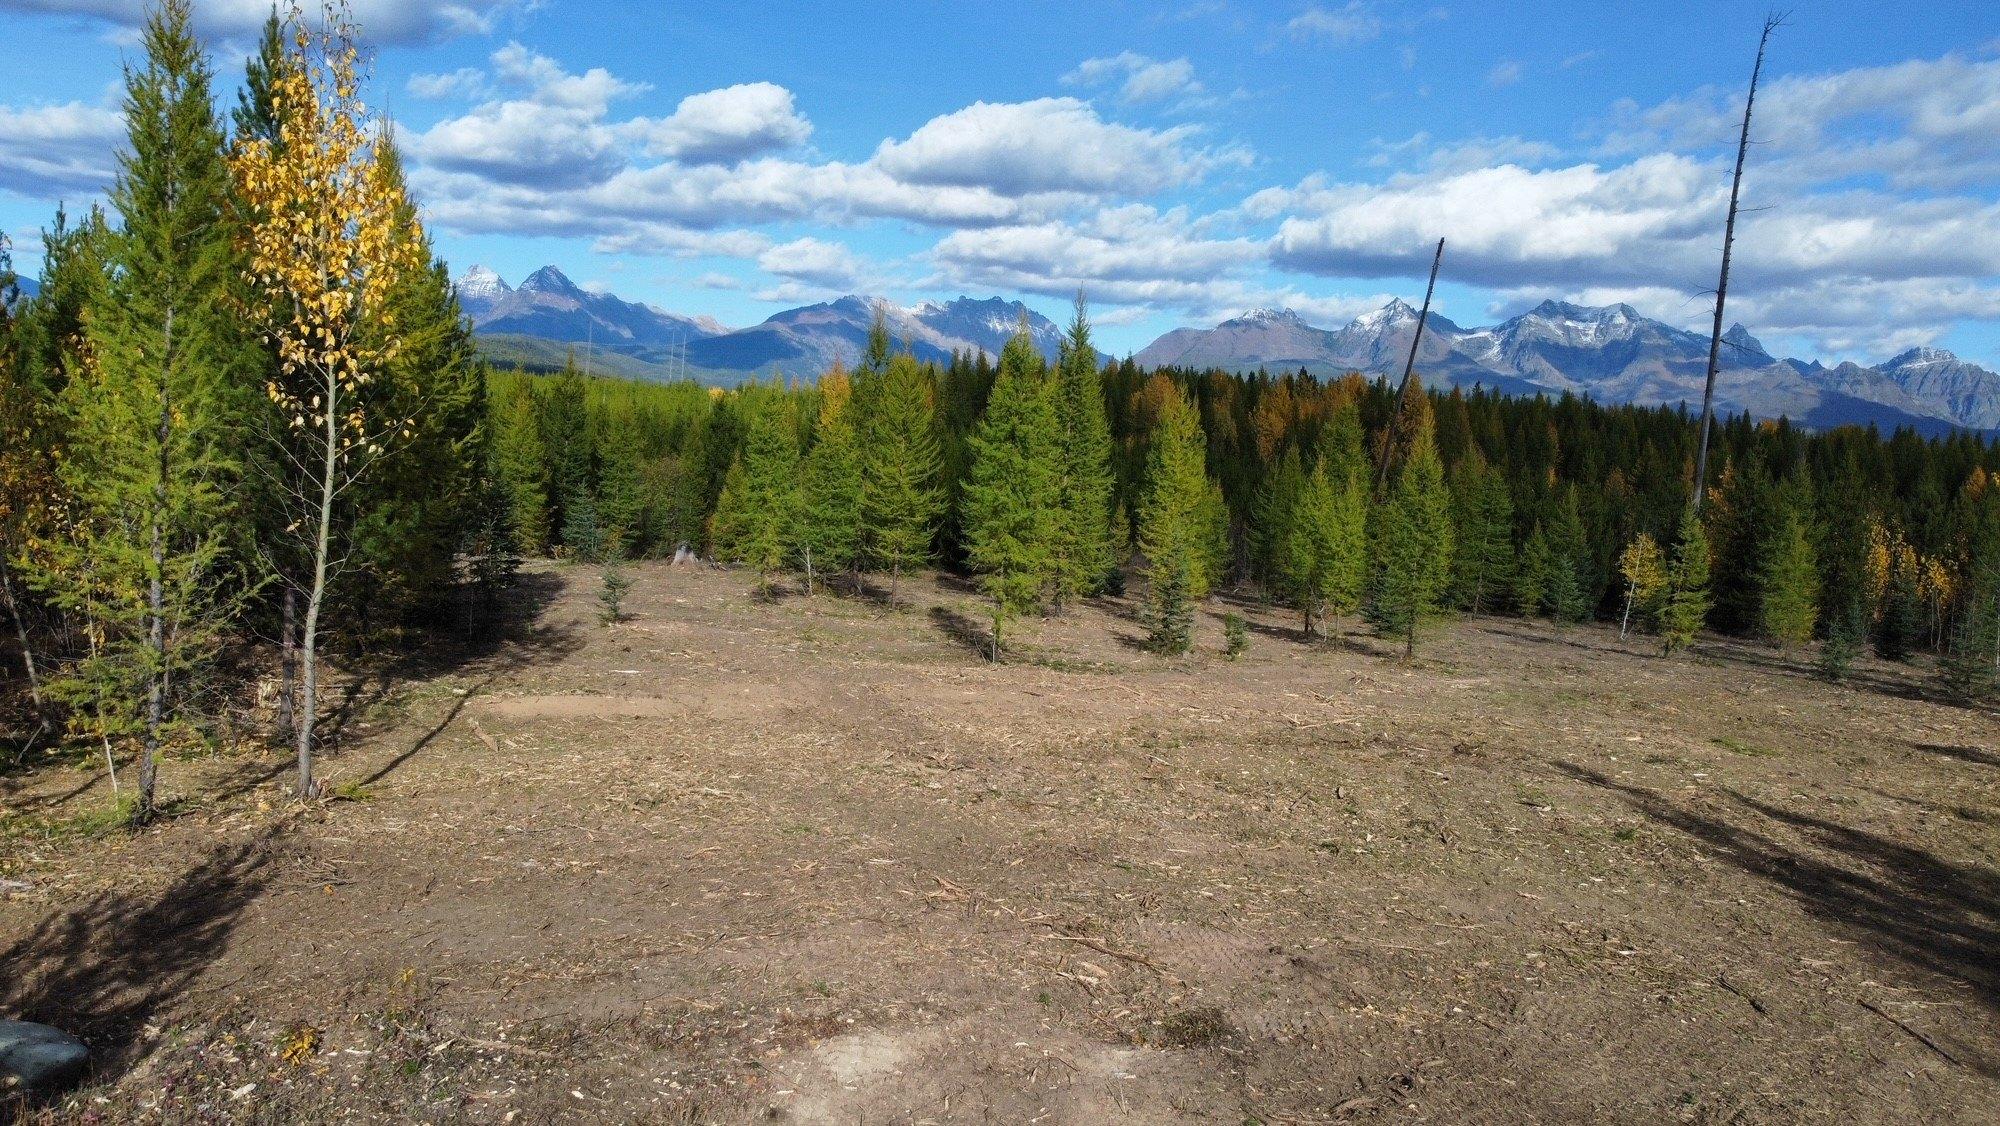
[1620,583,1635,640]
[296,366,338,799]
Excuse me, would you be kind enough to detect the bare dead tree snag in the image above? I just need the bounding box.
[1377,238,1446,494]
[1693,14,1783,513]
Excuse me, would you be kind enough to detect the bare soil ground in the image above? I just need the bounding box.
[3,562,1997,1124]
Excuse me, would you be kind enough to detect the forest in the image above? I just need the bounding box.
[3,0,2000,832]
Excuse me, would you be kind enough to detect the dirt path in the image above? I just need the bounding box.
[4,563,1997,1123]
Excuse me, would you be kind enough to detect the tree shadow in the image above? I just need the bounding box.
[0,826,283,1092]
[927,605,995,661]
[1553,761,2000,1074]
[1906,741,2000,769]
[354,677,490,788]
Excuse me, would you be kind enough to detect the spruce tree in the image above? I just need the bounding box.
[1372,391,1454,658]
[859,353,942,602]
[1450,460,1513,615]
[1660,506,1712,655]
[796,367,863,591]
[1051,295,1116,607]
[1515,525,1552,618]
[1139,383,1213,654]
[43,0,250,819]
[1546,489,1591,630]
[963,329,1063,658]
[1758,503,1820,650]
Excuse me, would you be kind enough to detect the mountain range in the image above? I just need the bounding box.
[1135,301,2000,437]
[460,265,1080,383]
[456,266,2000,436]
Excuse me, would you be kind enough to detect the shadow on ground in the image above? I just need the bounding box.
[0,826,284,1080]
[1555,761,2000,1075]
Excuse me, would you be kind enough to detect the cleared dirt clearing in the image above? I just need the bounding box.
[3,562,1997,1123]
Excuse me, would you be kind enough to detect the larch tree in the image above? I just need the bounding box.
[964,328,1063,659]
[731,399,801,590]
[232,0,427,797]
[1051,295,1116,608]
[1138,381,1213,654]
[1659,506,1712,655]
[796,366,863,591]
[1758,503,1820,650]
[43,0,251,819]
[859,352,941,602]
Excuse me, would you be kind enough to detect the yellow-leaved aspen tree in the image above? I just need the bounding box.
[232,1,422,797]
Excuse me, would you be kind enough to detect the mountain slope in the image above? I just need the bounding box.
[461,268,1087,385]
[1139,301,1999,435]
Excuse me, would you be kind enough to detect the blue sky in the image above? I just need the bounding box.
[2,1,1996,365]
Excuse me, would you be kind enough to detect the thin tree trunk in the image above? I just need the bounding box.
[140,303,174,821]
[297,369,338,800]
[1377,238,1445,495]
[278,586,296,740]
[804,545,814,595]
[0,561,42,712]
[1620,583,1635,640]
[1693,16,1780,514]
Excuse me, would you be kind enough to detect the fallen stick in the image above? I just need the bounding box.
[1858,997,1961,1067]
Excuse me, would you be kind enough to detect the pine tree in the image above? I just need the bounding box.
[733,399,801,589]
[1758,504,1820,650]
[538,363,592,540]
[596,406,650,558]
[1371,387,1454,658]
[1139,382,1213,654]
[41,0,250,819]
[562,488,607,564]
[796,367,863,591]
[1051,295,1116,607]
[963,328,1063,658]
[859,353,941,602]
[1659,506,1712,656]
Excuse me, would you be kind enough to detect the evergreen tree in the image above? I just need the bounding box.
[1875,549,1924,661]
[538,363,592,540]
[1138,382,1213,654]
[231,7,289,145]
[963,329,1063,658]
[1371,387,1454,657]
[1660,506,1712,655]
[41,0,250,819]
[859,353,941,601]
[562,488,607,563]
[1758,503,1820,649]
[1515,525,1552,618]
[796,367,863,591]
[732,399,801,589]
[1050,295,1116,606]
[1450,459,1513,615]
[490,379,550,552]
[1546,489,1591,630]
[597,406,650,558]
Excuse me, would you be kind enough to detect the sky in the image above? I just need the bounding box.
[2,0,1997,366]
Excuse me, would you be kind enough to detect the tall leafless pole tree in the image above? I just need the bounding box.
[1692,14,1783,513]
[1377,238,1446,494]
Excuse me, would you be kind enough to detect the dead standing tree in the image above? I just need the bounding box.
[1375,237,1446,495]
[1692,14,1784,513]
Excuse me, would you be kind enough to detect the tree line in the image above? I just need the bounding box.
[5,2,1998,825]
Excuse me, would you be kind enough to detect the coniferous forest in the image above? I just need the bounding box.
[6,3,2000,830]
